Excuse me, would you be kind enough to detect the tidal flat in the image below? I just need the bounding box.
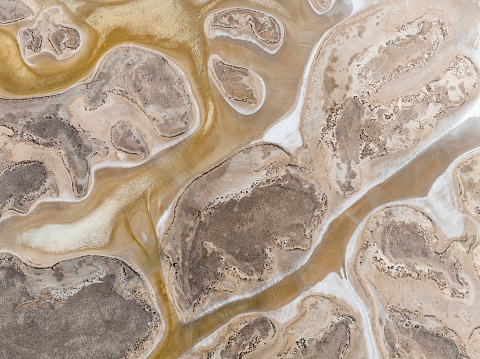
[1,0,480,358]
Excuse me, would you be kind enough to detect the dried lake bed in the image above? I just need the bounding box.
[1,0,480,358]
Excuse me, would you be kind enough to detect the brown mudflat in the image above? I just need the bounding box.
[1,0,480,358]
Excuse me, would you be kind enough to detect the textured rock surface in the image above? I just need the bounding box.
[0,161,57,214]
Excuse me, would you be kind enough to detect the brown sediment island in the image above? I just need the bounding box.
[181,294,366,358]
[208,54,266,115]
[0,45,198,216]
[204,7,284,54]
[0,253,163,358]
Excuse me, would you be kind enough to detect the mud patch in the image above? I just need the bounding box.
[111,120,148,158]
[357,205,469,298]
[301,4,479,196]
[209,55,265,115]
[384,309,469,359]
[18,8,81,62]
[182,294,366,359]
[0,45,197,216]
[161,144,327,322]
[0,161,57,216]
[205,7,283,53]
[0,253,163,359]
[82,46,194,137]
[308,0,335,15]
[0,0,33,24]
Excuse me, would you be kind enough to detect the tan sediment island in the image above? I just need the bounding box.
[208,55,266,115]
[1,0,480,358]
[204,7,284,54]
